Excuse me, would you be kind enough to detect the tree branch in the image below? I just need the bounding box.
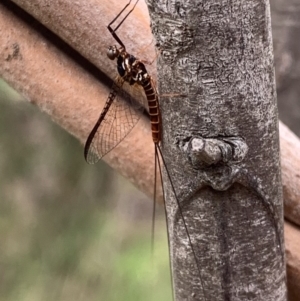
[0,0,158,198]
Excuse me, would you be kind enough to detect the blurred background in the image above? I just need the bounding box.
[0,80,172,301]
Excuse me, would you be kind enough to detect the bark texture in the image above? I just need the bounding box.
[147,0,286,300]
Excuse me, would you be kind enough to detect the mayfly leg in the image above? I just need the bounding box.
[107,0,140,48]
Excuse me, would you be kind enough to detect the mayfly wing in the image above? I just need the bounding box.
[84,77,145,164]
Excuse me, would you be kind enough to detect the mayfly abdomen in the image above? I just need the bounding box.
[142,79,160,143]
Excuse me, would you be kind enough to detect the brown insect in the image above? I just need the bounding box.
[84,1,206,300]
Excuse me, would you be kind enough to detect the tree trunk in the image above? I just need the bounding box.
[146,0,287,300]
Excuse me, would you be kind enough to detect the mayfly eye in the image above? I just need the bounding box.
[107,46,118,60]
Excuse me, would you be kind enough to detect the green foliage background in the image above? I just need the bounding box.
[0,80,172,301]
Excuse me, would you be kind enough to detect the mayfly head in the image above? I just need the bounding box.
[107,45,121,60]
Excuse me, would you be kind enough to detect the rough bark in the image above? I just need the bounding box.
[0,0,299,299]
[146,0,286,300]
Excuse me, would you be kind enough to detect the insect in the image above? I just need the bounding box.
[84,0,159,163]
[84,0,205,299]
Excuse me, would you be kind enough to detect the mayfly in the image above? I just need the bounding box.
[84,0,206,299]
[84,0,159,163]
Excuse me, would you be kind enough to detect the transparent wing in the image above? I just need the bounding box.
[84,77,146,164]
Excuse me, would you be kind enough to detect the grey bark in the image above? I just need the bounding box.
[146,1,286,300]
